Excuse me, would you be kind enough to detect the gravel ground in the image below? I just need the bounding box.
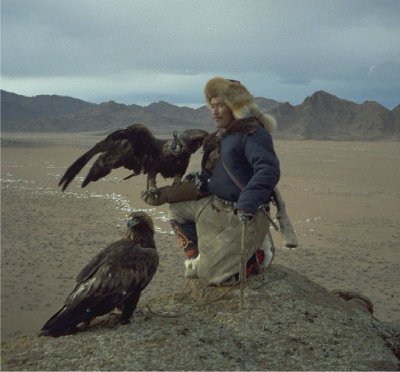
[2,265,399,371]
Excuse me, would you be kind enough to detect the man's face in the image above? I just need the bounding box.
[210,97,234,129]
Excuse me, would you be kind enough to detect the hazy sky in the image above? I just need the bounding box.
[1,0,400,108]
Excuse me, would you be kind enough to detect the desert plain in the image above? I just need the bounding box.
[1,131,399,342]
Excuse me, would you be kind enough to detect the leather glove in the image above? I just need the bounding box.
[184,171,210,194]
[141,188,167,206]
[141,180,208,206]
[236,209,254,224]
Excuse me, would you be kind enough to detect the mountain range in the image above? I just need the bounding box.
[1,90,399,140]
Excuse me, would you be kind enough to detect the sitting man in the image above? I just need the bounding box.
[166,77,280,285]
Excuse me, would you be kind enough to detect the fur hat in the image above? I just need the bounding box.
[204,77,277,132]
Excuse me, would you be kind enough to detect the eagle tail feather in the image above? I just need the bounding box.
[40,305,92,337]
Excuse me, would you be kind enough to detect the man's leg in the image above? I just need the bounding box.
[169,197,213,277]
[170,219,199,259]
[196,198,270,285]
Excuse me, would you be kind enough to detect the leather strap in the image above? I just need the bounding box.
[220,156,244,191]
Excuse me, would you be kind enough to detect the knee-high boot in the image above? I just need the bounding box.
[170,219,199,259]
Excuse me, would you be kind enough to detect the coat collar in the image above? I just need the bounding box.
[218,117,262,137]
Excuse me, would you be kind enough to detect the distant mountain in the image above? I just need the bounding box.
[270,91,400,140]
[0,91,213,133]
[1,90,95,123]
[392,104,400,132]
[253,97,281,112]
[1,90,399,140]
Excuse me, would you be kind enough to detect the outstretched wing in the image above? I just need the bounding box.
[179,129,209,154]
[58,124,156,191]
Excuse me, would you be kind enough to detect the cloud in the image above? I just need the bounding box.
[367,61,400,80]
[1,0,400,108]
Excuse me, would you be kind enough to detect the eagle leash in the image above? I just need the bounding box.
[240,220,247,311]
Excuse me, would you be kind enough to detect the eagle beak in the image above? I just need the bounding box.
[127,218,140,228]
[168,130,184,156]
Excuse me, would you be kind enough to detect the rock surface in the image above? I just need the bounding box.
[1,265,399,371]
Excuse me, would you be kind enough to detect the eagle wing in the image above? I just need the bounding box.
[179,129,209,154]
[41,242,159,336]
[58,124,156,191]
[75,242,116,283]
[67,243,159,308]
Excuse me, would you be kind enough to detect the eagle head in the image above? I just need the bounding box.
[125,211,156,247]
[127,211,154,231]
[168,131,184,157]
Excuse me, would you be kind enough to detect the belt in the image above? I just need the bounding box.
[216,197,271,212]
[216,196,236,207]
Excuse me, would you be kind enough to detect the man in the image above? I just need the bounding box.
[168,77,280,285]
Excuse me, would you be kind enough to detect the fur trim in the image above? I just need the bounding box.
[225,117,261,134]
[184,255,200,279]
[259,233,275,269]
[204,77,277,133]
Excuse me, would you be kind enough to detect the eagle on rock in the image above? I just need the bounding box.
[58,123,208,191]
[40,211,158,337]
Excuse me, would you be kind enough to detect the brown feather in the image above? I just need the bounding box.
[41,211,158,337]
[58,123,208,191]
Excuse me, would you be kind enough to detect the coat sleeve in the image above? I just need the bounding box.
[235,128,280,214]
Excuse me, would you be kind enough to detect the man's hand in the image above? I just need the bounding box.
[184,171,210,193]
[236,209,254,224]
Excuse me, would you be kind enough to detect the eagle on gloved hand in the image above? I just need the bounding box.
[58,123,208,191]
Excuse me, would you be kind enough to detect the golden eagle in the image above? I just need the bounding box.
[40,211,158,337]
[58,123,208,191]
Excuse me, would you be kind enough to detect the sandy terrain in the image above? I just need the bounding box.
[1,132,399,342]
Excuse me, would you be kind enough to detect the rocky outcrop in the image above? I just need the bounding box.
[2,265,398,371]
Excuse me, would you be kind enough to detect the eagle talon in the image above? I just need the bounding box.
[140,189,164,206]
[147,186,158,195]
[142,188,159,200]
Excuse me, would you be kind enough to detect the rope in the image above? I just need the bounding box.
[247,271,288,290]
[143,286,235,318]
[141,269,287,319]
